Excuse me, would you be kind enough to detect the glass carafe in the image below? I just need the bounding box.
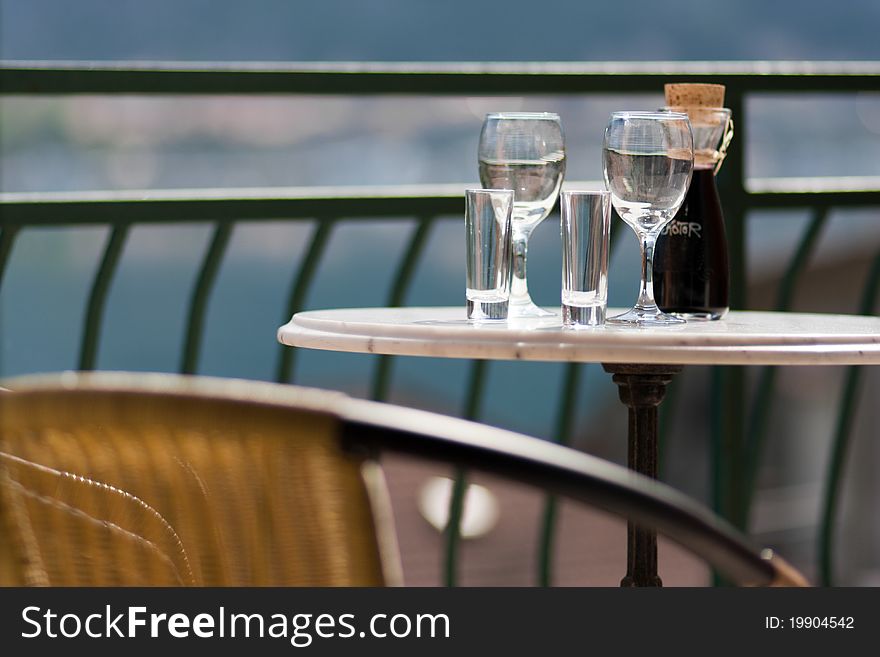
[653,106,733,320]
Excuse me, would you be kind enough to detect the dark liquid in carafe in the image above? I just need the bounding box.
[653,168,729,319]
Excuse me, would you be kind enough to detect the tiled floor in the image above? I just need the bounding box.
[381,453,710,587]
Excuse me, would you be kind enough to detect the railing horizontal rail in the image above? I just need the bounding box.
[2,60,879,94]
[748,192,880,208]
[2,177,880,226]
[0,185,468,224]
[747,176,880,194]
[746,177,880,207]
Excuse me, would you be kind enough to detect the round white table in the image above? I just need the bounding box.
[278,307,880,585]
[279,307,880,366]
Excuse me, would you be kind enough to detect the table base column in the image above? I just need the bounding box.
[603,363,683,588]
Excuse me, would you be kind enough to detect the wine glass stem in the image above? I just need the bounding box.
[510,230,531,306]
[636,232,660,312]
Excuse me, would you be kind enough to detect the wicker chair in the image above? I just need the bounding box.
[0,372,806,587]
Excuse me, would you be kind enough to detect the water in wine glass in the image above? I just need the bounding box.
[478,153,565,232]
[602,110,693,326]
[478,111,564,317]
[603,148,692,232]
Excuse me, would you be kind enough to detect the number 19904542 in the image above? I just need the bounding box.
[765,616,854,629]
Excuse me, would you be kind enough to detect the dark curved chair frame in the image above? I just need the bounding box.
[0,373,806,587]
[338,398,806,587]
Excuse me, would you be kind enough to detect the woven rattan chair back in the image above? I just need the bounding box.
[0,374,399,587]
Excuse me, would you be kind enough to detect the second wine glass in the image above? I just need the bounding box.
[479,112,565,318]
[602,111,694,326]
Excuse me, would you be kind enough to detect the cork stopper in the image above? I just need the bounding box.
[664,83,725,108]
[665,84,727,128]
[664,84,732,171]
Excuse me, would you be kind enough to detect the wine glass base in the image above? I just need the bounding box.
[607,306,686,327]
[509,301,556,318]
[668,310,727,321]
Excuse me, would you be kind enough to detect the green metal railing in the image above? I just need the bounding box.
[1,61,879,586]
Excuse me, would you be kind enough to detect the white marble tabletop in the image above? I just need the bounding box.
[277,307,880,366]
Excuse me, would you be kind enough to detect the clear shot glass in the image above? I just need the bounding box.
[465,188,514,321]
[560,190,611,327]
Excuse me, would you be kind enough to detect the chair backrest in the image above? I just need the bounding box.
[0,373,401,586]
[0,371,806,587]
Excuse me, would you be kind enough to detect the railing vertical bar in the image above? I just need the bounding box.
[0,225,21,292]
[179,221,234,374]
[723,92,747,311]
[709,365,729,586]
[371,216,434,402]
[609,209,625,254]
[657,375,681,479]
[275,219,336,384]
[537,362,582,586]
[444,358,488,587]
[819,248,880,585]
[741,207,829,526]
[708,88,749,581]
[0,226,20,376]
[79,223,130,371]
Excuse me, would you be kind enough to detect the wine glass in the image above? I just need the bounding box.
[479,112,565,318]
[602,111,694,326]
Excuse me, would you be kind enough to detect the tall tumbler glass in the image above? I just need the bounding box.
[560,190,611,327]
[465,189,514,321]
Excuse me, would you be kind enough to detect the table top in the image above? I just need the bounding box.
[277,307,880,366]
